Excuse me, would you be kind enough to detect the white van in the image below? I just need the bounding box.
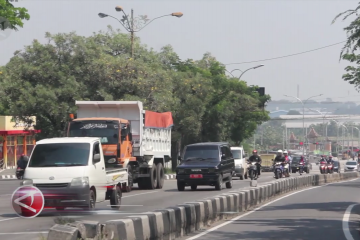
[230,146,247,180]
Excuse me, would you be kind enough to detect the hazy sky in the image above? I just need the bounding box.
[1,0,360,103]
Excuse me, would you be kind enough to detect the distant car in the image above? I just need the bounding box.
[333,160,341,173]
[176,142,235,191]
[344,160,358,172]
[291,156,310,174]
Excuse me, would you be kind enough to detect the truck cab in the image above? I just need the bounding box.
[230,146,247,180]
[22,137,128,211]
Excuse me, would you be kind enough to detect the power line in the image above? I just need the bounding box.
[225,40,346,65]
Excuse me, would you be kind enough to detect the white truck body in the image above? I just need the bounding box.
[23,137,128,209]
[75,101,172,160]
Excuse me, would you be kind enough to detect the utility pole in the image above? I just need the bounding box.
[130,9,134,58]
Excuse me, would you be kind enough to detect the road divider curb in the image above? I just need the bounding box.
[46,172,359,240]
[1,175,16,179]
[165,174,176,180]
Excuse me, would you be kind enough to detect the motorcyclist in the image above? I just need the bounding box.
[16,154,28,170]
[273,150,286,176]
[247,150,262,177]
[326,155,334,164]
[319,155,327,164]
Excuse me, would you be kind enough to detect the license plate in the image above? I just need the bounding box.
[190,174,203,178]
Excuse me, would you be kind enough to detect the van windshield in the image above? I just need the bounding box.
[183,145,219,161]
[68,121,119,144]
[28,143,90,167]
[346,161,357,165]
[231,150,242,159]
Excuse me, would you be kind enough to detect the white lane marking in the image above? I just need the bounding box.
[122,191,159,198]
[0,217,19,222]
[0,232,48,235]
[343,204,357,240]
[186,178,359,240]
[0,169,4,173]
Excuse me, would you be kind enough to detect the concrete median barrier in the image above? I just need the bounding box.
[46,172,359,240]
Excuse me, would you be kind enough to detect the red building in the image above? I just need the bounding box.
[0,116,40,168]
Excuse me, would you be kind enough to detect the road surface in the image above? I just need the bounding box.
[185,175,360,240]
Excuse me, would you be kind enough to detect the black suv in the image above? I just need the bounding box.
[176,142,235,191]
[291,155,310,174]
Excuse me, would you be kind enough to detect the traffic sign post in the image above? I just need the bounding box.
[11,185,45,218]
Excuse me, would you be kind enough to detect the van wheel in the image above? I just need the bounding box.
[191,185,197,191]
[244,173,248,179]
[177,181,185,191]
[226,176,232,189]
[146,165,157,189]
[215,175,223,190]
[110,185,122,210]
[84,189,96,210]
[125,165,132,192]
[239,175,243,180]
[156,163,164,189]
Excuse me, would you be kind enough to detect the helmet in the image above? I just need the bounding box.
[283,151,288,154]
[252,150,257,154]
[328,155,333,158]
[277,150,283,154]
[20,154,25,157]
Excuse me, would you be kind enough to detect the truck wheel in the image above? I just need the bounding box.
[137,178,146,189]
[110,185,122,210]
[177,181,185,191]
[125,165,133,192]
[146,165,157,189]
[156,163,164,189]
[215,174,223,190]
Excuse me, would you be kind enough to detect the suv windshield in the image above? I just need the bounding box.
[183,145,219,161]
[28,143,90,167]
[69,120,119,144]
[291,156,301,163]
[231,149,242,159]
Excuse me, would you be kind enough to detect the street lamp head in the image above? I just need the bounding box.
[171,12,183,17]
[98,13,108,18]
[253,64,264,69]
[115,6,123,12]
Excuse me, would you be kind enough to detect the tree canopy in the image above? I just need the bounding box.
[0,0,30,31]
[333,2,360,91]
[0,26,270,159]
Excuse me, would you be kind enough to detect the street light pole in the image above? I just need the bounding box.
[238,65,264,80]
[284,94,323,156]
[98,7,183,58]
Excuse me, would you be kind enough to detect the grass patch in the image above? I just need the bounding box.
[164,168,175,174]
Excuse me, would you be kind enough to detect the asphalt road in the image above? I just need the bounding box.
[0,170,305,240]
[0,161,342,240]
[185,175,360,240]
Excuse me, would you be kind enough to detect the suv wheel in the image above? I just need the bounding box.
[225,175,232,189]
[215,175,223,190]
[177,181,185,191]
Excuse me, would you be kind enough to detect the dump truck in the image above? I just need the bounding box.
[66,101,173,191]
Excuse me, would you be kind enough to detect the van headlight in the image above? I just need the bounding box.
[21,179,33,186]
[70,177,89,187]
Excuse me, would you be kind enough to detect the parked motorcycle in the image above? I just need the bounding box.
[16,168,24,180]
[248,162,258,180]
[274,162,283,179]
[319,162,328,174]
[327,163,334,174]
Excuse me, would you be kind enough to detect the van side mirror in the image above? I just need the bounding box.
[93,154,101,164]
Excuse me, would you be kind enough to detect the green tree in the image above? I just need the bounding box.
[333,3,360,90]
[0,27,271,163]
[0,0,30,30]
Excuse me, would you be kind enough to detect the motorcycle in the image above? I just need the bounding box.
[16,167,24,180]
[327,163,334,174]
[274,162,283,179]
[248,162,258,180]
[299,162,304,175]
[319,162,328,174]
[283,162,290,177]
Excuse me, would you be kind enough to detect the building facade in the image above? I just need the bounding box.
[0,116,40,168]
